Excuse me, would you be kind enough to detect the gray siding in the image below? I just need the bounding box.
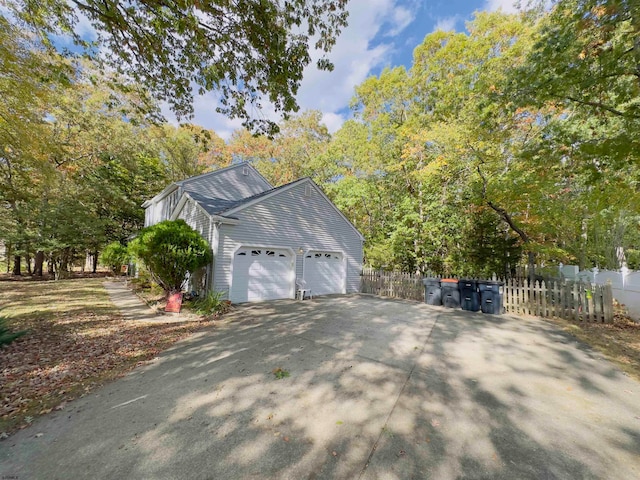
[176,197,217,293]
[182,164,271,201]
[213,181,363,297]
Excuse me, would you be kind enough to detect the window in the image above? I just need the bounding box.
[304,184,312,197]
[242,166,249,176]
[237,251,247,256]
[251,250,261,256]
[266,250,275,256]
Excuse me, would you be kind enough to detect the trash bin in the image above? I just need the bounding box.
[423,278,442,306]
[478,280,504,314]
[440,279,461,308]
[459,279,480,312]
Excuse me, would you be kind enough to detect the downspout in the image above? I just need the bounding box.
[208,218,221,292]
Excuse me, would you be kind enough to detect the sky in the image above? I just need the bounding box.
[175,0,522,140]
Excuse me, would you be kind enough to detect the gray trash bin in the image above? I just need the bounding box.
[423,278,442,305]
[441,279,461,308]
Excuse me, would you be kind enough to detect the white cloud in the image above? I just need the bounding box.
[386,6,415,37]
[321,112,346,134]
[484,0,521,13]
[433,15,460,32]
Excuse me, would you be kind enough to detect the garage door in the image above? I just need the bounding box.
[230,247,294,303]
[303,251,345,296]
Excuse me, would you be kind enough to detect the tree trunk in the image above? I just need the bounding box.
[34,251,44,276]
[12,255,21,276]
[47,256,55,274]
[6,243,11,273]
[26,254,32,274]
[92,250,99,274]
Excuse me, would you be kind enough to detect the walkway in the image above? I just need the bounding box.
[103,281,196,323]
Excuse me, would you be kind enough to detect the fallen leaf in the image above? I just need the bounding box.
[332,451,338,457]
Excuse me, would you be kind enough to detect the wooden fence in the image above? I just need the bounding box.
[360,269,424,302]
[503,277,614,323]
[360,270,614,323]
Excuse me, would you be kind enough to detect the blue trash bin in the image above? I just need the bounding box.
[459,279,480,312]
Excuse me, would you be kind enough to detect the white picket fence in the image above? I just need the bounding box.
[503,278,613,323]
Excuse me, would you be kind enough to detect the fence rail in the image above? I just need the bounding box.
[360,269,614,323]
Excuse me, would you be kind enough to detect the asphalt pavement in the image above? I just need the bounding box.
[1,294,639,479]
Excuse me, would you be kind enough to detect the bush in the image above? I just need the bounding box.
[190,291,231,315]
[129,220,212,294]
[0,314,27,347]
[101,241,130,273]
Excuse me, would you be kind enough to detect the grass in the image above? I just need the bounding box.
[0,276,211,436]
[545,311,640,382]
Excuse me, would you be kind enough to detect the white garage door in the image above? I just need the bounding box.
[303,251,345,296]
[230,247,294,303]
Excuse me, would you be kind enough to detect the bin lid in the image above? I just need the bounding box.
[423,278,441,286]
[440,278,459,284]
[459,278,477,286]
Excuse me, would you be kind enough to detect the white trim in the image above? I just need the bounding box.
[170,192,240,225]
[229,243,296,302]
[141,184,179,208]
[302,249,347,295]
[223,178,365,241]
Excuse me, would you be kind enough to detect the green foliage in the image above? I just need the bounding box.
[129,220,212,294]
[101,241,129,272]
[190,291,231,316]
[0,314,27,347]
[272,368,290,380]
[8,0,349,135]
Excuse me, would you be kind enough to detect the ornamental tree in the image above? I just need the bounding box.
[129,220,212,294]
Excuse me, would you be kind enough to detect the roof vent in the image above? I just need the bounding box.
[304,184,312,197]
[242,166,249,176]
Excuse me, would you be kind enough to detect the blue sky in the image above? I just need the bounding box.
[177,0,522,139]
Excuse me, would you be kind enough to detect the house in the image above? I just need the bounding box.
[142,162,364,303]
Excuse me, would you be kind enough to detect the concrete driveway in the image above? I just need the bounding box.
[1,295,639,479]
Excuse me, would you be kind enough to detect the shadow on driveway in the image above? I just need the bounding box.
[1,295,639,479]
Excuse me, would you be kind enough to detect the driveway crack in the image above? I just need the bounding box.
[356,313,441,479]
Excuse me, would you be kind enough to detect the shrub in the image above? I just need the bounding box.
[101,241,130,273]
[191,290,231,315]
[0,314,27,347]
[129,220,212,294]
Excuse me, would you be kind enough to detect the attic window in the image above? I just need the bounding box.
[304,184,312,197]
[242,166,249,176]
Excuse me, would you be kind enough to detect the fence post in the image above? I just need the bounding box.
[603,284,614,323]
[572,282,579,321]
